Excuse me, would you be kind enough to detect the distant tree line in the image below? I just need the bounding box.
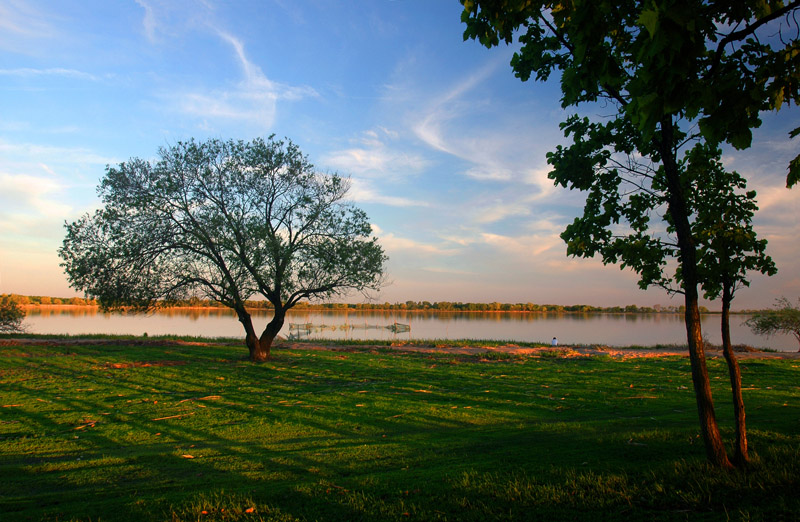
[9,293,727,314]
[2,294,98,306]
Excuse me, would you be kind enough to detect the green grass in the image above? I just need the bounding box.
[1,337,798,521]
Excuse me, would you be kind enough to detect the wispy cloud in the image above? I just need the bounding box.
[215,30,312,101]
[348,178,429,208]
[0,139,115,167]
[133,0,214,43]
[480,231,562,258]
[412,61,498,157]
[0,68,99,80]
[524,166,559,199]
[0,173,72,236]
[372,224,460,256]
[134,0,158,42]
[169,30,317,131]
[409,57,563,201]
[752,185,796,212]
[419,266,478,276]
[134,2,316,131]
[0,1,54,51]
[323,128,429,179]
[471,200,532,224]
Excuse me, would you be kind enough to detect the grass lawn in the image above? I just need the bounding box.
[0,337,798,521]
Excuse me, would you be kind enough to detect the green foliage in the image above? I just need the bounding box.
[60,136,386,312]
[746,297,800,350]
[0,294,25,333]
[59,136,386,351]
[547,115,675,292]
[462,0,799,185]
[462,0,789,300]
[686,146,777,301]
[789,125,800,187]
[1,339,798,520]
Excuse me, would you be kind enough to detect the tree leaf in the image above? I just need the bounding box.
[638,9,659,38]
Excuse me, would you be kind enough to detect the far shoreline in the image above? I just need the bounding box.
[19,303,755,315]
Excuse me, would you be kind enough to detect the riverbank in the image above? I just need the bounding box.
[281,340,800,360]
[3,335,798,359]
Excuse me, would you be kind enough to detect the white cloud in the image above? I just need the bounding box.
[752,185,797,212]
[0,139,115,168]
[0,173,72,233]
[347,178,428,208]
[0,1,54,51]
[0,68,99,81]
[480,231,562,258]
[372,224,460,256]
[419,266,478,276]
[471,201,531,224]
[169,30,317,131]
[408,57,563,202]
[133,0,214,43]
[463,165,513,181]
[134,0,158,42]
[323,128,429,179]
[38,163,56,175]
[524,166,559,200]
[411,59,499,154]
[134,3,316,131]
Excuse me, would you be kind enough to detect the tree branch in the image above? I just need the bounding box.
[710,1,800,75]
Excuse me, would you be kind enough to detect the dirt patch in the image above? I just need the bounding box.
[100,360,188,369]
[277,341,800,360]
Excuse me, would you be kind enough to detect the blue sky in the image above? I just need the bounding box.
[1,0,797,309]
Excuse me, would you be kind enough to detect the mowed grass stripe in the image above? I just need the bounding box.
[0,338,798,521]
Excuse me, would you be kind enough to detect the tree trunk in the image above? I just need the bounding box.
[681,290,732,468]
[658,118,733,469]
[721,281,749,467]
[256,308,286,361]
[237,300,287,362]
[236,306,268,362]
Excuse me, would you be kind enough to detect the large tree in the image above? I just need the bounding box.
[461,0,799,468]
[59,136,387,361]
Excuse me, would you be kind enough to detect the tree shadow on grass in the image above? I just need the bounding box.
[4,342,788,521]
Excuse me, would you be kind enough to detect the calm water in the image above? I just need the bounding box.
[20,307,797,352]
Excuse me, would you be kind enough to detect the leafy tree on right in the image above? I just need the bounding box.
[461,0,798,469]
[746,297,800,351]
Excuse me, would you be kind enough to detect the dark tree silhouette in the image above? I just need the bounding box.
[60,136,386,361]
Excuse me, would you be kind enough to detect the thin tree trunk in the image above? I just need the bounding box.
[681,292,732,468]
[658,117,733,469]
[721,281,749,467]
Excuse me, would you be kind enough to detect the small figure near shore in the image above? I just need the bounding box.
[552,337,558,346]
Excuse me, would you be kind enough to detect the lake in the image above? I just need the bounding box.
[20,306,797,352]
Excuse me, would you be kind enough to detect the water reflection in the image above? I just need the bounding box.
[20,306,795,351]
